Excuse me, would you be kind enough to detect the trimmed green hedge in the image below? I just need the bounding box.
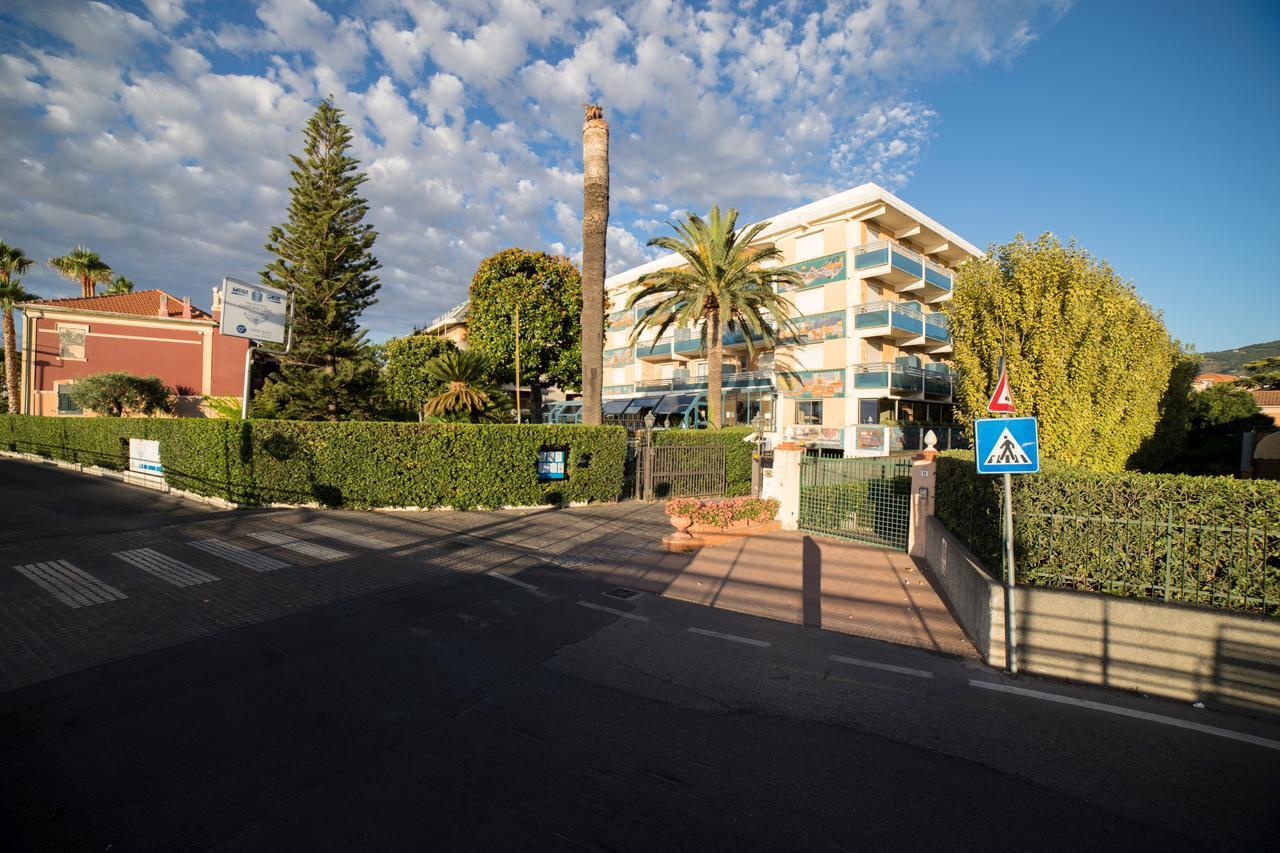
[654,427,754,496]
[0,415,627,510]
[936,451,1280,613]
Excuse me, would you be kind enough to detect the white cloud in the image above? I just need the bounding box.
[0,0,1070,339]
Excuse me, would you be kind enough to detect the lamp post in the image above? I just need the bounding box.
[514,304,521,423]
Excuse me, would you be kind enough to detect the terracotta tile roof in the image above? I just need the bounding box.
[1195,373,1238,382]
[28,289,212,320]
[1253,390,1280,407]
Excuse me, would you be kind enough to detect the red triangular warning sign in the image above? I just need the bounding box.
[987,363,1016,413]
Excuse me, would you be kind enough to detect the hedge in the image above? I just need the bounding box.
[653,426,754,496]
[0,415,627,510]
[935,451,1280,614]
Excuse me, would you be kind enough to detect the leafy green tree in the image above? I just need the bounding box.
[381,333,458,420]
[68,372,172,417]
[423,350,510,423]
[1238,355,1280,390]
[1,241,36,413]
[627,207,802,427]
[1130,351,1198,471]
[254,97,382,421]
[1189,384,1269,431]
[48,246,113,298]
[106,275,134,295]
[467,248,583,422]
[947,234,1179,472]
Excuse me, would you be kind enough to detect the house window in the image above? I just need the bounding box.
[58,325,87,360]
[797,400,823,425]
[56,383,82,415]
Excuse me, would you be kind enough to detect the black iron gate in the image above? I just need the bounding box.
[798,457,912,549]
[628,440,726,501]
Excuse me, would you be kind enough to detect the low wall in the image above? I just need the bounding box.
[925,517,1280,716]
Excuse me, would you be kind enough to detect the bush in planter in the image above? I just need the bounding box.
[665,496,779,528]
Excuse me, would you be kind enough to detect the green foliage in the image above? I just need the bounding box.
[423,350,509,422]
[946,234,1179,472]
[1129,351,1198,471]
[628,207,803,428]
[1199,339,1280,375]
[67,372,172,417]
[202,396,243,420]
[0,247,37,414]
[381,333,458,419]
[47,246,112,297]
[665,496,778,527]
[1238,355,1280,391]
[0,415,627,510]
[257,97,382,421]
[935,452,1280,613]
[466,248,583,414]
[653,427,754,496]
[1190,384,1267,429]
[105,275,134,294]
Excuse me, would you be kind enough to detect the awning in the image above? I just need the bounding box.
[623,395,664,413]
[602,399,631,415]
[655,393,697,415]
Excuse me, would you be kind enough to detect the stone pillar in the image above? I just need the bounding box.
[773,441,806,531]
[908,430,939,558]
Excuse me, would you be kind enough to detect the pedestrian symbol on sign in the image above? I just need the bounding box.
[975,417,1040,474]
[984,427,1032,467]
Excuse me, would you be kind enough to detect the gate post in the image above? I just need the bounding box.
[773,441,805,531]
[908,431,939,558]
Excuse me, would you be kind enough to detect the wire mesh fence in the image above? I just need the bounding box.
[798,457,912,550]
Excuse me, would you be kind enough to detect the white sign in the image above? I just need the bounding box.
[128,438,163,477]
[220,277,289,346]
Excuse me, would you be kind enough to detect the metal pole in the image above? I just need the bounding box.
[1003,471,1018,674]
[514,305,521,423]
[240,345,258,420]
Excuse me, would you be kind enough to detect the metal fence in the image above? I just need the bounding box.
[798,457,913,550]
[642,444,726,500]
[1014,510,1280,615]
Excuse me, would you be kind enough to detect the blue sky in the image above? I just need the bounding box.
[0,0,1275,351]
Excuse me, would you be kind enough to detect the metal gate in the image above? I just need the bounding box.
[798,456,912,549]
[638,443,726,500]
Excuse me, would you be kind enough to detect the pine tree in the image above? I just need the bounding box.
[255,97,382,421]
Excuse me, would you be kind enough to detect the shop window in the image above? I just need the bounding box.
[797,400,823,425]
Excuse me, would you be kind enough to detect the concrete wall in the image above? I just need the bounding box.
[923,516,1280,716]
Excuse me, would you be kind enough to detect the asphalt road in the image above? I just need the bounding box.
[1,459,1278,851]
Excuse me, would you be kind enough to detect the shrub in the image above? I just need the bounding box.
[0,415,626,510]
[665,496,778,528]
[67,372,172,417]
[653,427,754,496]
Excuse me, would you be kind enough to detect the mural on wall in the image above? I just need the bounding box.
[607,309,633,332]
[603,347,631,368]
[779,368,845,399]
[603,384,634,396]
[779,251,846,292]
[786,310,845,344]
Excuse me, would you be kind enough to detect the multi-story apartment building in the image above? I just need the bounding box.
[602,183,982,455]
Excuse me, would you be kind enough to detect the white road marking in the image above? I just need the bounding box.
[189,539,289,573]
[577,601,650,622]
[300,522,397,550]
[247,530,348,561]
[14,560,127,608]
[687,627,771,648]
[486,570,540,591]
[830,655,934,679]
[969,680,1280,752]
[113,548,218,587]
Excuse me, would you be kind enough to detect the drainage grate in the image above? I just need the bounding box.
[603,587,642,601]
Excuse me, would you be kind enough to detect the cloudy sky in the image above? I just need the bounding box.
[2,1,1277,351]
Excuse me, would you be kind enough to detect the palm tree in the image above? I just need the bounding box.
[0,241,36,414]
[105,275,134,295]
[627,207,803,428]
[48,246,113,298]
[423,350,510,423]
[580,103,609,426]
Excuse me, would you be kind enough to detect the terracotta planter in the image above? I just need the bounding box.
[669,515,693,539]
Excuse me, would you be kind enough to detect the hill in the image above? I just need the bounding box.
[1198,339,1280,375]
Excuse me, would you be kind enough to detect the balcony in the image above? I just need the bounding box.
[853,300,923,342]
[851,362,924,394]
[670,326,767,356]
[635,335,673,361]
[924,311,949,343]
[853,240,953,302]
[635,370,775,393]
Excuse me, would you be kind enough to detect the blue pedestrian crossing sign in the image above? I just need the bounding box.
[975,417,1040,474]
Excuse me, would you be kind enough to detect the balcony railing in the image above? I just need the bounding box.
[853,300,923,336]
[635,370,775,393]
[924,312,950,342]
[854,240,923,280]
[922,257,953,292]
[851,362,952,397]
[635,336,673,359]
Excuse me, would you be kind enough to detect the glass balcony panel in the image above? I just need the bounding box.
[890,248,923,280]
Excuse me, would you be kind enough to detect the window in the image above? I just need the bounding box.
[58,325,87,360]
[796,400,823,425]
[56,382,82,415]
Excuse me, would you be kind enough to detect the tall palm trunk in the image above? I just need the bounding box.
[3,309,18,413]
[81,275,93,298]
[580,105,609,425]
[706,307,723,428]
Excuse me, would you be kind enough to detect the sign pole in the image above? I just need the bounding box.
[514,305,522,423]
[240,345,258,420]
[1003,470,1018,674]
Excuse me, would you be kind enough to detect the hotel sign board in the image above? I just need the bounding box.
[220,278,289,347]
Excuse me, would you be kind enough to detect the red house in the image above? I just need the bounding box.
[17,288,251,417]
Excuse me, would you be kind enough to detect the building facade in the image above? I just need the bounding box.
[601,183,982,454]
[18,289,252,417]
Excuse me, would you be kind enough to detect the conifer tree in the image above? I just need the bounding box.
[255,97,382,421]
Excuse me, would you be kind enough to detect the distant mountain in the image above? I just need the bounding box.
[1198,340,1280,375]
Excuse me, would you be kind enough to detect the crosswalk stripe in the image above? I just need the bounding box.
[247,530,348,561]
[189,539,289,572]
[14,560,127,608]
[300,522,397,550]
[113,548,219,587]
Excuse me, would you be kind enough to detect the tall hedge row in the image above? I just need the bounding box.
[654,426,754,496]
[935,451,1280,613]
[0,415,627,510]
